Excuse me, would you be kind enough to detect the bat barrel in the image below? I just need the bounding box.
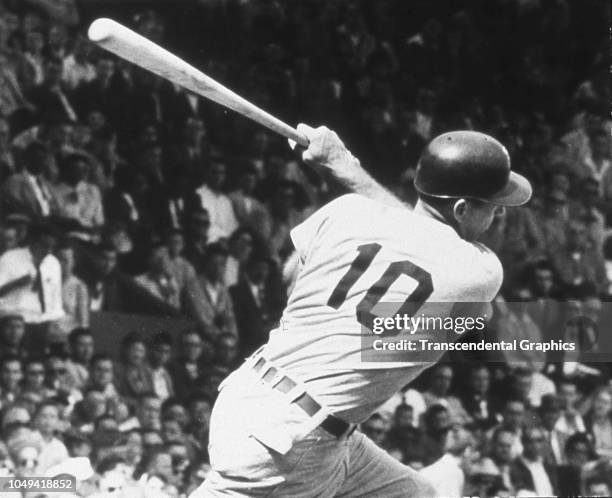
[87,18,115,43]
[87,18,309,148]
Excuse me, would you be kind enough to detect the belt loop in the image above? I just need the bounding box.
[284,384,307,404]
[269,371,284,388]
[255,361,270,380]
[247,346,265,367]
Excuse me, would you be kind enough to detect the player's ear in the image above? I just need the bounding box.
[452,199,468,223]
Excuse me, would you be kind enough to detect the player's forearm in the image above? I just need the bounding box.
[293,124,409,210]
[329,154,408,210]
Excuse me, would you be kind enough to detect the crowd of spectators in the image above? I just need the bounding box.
[0,0,609,496]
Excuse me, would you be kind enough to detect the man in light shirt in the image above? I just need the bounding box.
[52,153,104,228]
[195,159,238,242]
[147,332,174,401]
[0,222,63,356]
[61,35,96,90]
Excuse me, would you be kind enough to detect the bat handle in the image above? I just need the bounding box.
[284,127,309,148]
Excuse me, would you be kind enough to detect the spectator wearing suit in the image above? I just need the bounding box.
[168,330,206,402]
[485,427,517,494]
[1,141,58,219]
[80,242,178,317]
[104,167,154,245]
[52,153,104,229]
[27,56,77,123]
[182,209,210,269]
[550,220,608,296]
[115,332,153,404]
[510,426,558,496]
[147,332,174,402]
[459,364,499,430]
[491,204,545,279]
[487,398,528,459]
[555,378,587,438]
[78,243,123,313]
[152,174,194,234]
[191,243,237,340]
[134,241,181,311]
[229,164,272,243]
[230,251,283,356]
[19,29,45,90]
[538,394,566,465]
[494,289,546,369]
[580,128,611,184]
[167,117,208,182]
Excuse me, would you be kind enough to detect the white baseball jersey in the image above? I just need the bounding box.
[264,194,502,423]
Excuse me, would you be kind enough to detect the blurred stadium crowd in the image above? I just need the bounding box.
[0,0,610,496]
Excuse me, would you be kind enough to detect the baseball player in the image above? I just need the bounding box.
[192,125,532,497]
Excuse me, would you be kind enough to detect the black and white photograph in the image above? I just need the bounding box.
[0,0,609,497]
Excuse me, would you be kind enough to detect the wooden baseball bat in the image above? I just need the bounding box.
[88,18,309,147]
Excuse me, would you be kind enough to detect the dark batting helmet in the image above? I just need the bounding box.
[414,131,532,206]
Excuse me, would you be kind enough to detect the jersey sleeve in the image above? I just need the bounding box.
[290,194,366,264]
[464,243,504,302]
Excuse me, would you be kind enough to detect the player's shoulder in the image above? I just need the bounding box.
[447,240,503,301]
[322,193,376,214]
[321,194,409,222]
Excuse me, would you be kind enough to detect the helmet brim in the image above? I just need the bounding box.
[482,171,532,207]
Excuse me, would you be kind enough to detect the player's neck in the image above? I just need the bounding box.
[414,199,450,226]
[414,199,466,238]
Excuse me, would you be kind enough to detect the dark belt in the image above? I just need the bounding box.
[252,357,352,438]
